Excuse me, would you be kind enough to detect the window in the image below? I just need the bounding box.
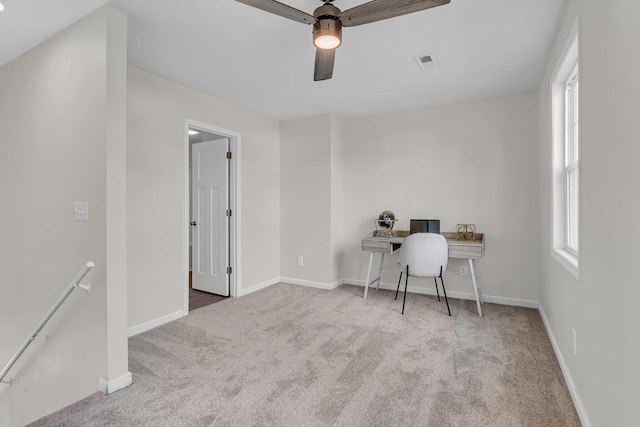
[565,64,579,254]
[551,24,580,279]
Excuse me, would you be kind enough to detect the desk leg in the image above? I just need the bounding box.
[377,252,385,290]
[364,251,374,299]
[468,259,482,316]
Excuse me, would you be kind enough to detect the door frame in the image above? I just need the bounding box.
[183,119,241,315]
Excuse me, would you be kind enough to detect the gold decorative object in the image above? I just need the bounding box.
[374,210,397,237]
[456,224,476,241]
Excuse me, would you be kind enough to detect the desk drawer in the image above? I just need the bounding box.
[448,244,483,259]
[362,240,391,253]
[443,232,485,259]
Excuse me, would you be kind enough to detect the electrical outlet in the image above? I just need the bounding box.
[572,329,577,354]
[74,202,89,221]
[297,256,303,266]
[459,266,468,276]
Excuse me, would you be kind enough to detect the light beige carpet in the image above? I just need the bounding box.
[31,283,580,426]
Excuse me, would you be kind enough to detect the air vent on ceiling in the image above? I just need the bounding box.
[414,53,439,71]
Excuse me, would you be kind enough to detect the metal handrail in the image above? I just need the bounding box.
[0,262,95,385]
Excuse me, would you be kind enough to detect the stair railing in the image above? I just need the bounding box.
[0,262,95,385]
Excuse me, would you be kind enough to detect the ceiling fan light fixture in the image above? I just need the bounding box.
[313,18,341,50]
[235,0,451,81]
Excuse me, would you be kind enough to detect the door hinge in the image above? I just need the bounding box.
[227,266,232,275]
[226,151,232,159]
[226,209,232,217]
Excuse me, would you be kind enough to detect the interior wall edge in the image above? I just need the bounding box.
[538,301,593,427]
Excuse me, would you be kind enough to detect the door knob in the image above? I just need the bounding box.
[190,221,197,227]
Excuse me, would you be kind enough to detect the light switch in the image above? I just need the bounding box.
[74,202,89,221]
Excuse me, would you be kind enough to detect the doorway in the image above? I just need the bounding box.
[184,120,239,315]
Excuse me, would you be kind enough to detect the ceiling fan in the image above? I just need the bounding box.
[236,0,451,81]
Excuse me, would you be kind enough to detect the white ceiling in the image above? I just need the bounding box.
[0,0,567,121]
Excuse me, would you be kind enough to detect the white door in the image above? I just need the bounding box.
[191,138,229,296]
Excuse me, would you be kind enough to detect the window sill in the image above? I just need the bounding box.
[552,248,580,280]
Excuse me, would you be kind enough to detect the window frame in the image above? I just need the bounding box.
[564,63,579,256]
[550,21,581,279]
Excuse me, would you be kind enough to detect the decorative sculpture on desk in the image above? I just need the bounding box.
[375,210,397,237]
[456,224,476,241]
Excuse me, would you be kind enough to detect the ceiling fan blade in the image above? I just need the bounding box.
[314,48,335,81]
[235,0,314,24]
[340,0,450,27]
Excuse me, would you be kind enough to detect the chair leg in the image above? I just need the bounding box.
[395,271,402,300]
[402,266,409,315]
[433,277,441,301]
[440,275,451,317]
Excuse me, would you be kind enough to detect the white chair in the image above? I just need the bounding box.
[395,233,451,316]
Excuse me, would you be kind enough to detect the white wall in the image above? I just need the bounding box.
[104,4,130,390]
[0,6,128,426]
[280,115,331,284]
[341,93,541,303]
[278,94,540,303]
[537,1,640,425]
[330,116,345,283]
[127,67,280,328]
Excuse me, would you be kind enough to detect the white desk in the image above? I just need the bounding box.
[361,231,486,316]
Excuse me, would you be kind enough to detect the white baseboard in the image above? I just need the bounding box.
[241,277,537,309]
[128,309,185,337]
[280,277,343,290]
[98,371,132,395]
[480,294,539,309]
[239,277,344,296]
[538,304,592,427]
[344,279,538,309]
[238,277,280,297]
